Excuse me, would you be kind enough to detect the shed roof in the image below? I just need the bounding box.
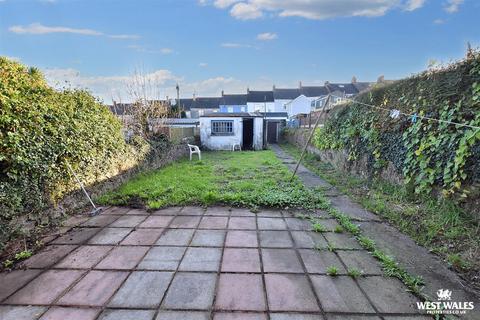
[200,112,263,118]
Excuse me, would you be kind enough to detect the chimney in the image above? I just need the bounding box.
[247,87,250,93]
[272,84,276,90]
[221,90,224,96]
[377,75,385,83]
[193,92,196,101]
[351,76,357,83]
[298,81,302,88]
[324,81,330,85]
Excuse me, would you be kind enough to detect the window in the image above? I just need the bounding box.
[211,120,234,135]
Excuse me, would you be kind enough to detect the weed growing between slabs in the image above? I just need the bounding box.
[99,150,329,210]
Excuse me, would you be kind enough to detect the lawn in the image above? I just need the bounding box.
[98,150,328,210]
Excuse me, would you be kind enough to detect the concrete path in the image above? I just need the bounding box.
[0,205,430,320]
[270,144,479,320]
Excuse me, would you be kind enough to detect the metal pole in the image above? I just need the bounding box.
[290,94,331,181]
[65,161,98,211]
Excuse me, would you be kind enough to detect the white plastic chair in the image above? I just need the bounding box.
[232,143,241,151]
[188,144,201,161]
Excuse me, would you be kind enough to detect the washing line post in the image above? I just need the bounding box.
[65,161,103,216]
[290,94,331,182]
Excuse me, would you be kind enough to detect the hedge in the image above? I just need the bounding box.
[0,57,148,249]
[314,51,480,200]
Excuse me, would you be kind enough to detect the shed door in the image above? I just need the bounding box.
[267,121,278,143]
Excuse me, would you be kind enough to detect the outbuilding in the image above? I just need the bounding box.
[199,112,264,150]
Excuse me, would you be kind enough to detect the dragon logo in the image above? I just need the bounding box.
[437,289,452,301]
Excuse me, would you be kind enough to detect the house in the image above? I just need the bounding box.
[219,92,248,112]
[199,112,264,150]
[246,90,275,113]
[177,97,221,118]
[273,87,301,114]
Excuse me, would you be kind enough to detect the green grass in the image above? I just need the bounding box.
[98,150,328,210]
[326,266,339,276]
[347,268,362,278]
[279,142,479,276]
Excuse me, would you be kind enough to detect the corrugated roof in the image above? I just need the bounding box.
[200,112,263,118]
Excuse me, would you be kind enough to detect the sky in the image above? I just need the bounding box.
[0,0,479,103]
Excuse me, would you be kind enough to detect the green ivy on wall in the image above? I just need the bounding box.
[313,51,480,199]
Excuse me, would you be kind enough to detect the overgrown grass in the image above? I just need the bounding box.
[98,150,329,210]
[280,142,479,279]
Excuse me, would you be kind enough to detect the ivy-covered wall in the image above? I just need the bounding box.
[0,58,151,249]
[310,52,480,204]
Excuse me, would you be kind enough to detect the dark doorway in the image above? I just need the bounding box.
[267,121,278,143]
[242,118,254,150]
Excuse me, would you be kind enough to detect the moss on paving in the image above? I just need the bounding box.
[98,150,329,210]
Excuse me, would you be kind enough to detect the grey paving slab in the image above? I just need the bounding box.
[222,248,261,272]
[95,246,149,270]
[102,207,131,215]
[262,249,304,273]
[199,216,229,229]
[54,245,113,269]
[169,216,202,228]
[51,228,99,245]
[215,274,266,311]
[323,232,362,250]
[80,215,119,227]
[290,231,327,249]
[258,218,287,230]
[88,228,132,245]
[0,269,42,301]
[259,231,293,248]
[329,195,380,221]
[138,216,174,228]
[6,270,85,305]
[327,316,381,320]
[109,271,173,308]
[358,276,421,314]
[62,215,90,227]
[179,247,222,271]
[299,249,346,274]
[157,311,210,320]
[125,208,149,215]
[313,219,340,231]
[265,274,320,312]
[156,228,194,246]
[98,309,156,320]
[270,314,324,320]
[162,272,217,310]
[0,306,46,320]
[285,218,312,231]
[257,209,283,217]
[39,307,100,320]
[152,207,181,215]
[138,246,186,270]
[337,250,383,275]
[191,230,226,247]
[109,215,147,227]
[228,217,256,230]
[310,275,375,313]
[58,270,128,306]
[180,206,206,215]
[225,230,258,247]
[214,313,267,320]
[120,228,164,245]
[229,208,256,217]
[18,245,78,269]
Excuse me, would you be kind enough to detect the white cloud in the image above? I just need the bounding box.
[221,42,252,48]
[8,23,139,39]
[214,0,239,8]
[42,67,276,104]
[444,0,463,13]
[404,0,426,11]
[257,32,277,41]
[127,45,173,54]
[199,62,208,67]
[230,2,263,20]
[2,55,21,62]
[433,18,445,24]
[207,0,429,20]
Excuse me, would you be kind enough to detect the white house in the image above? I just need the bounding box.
[246,90,275,113]
[199,112,264,150]
[273,87,301,114]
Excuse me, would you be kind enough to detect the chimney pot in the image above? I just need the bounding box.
[299,81,302,88]
[351,76,357,83]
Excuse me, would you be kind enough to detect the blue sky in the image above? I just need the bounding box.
[0,0,478,103]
